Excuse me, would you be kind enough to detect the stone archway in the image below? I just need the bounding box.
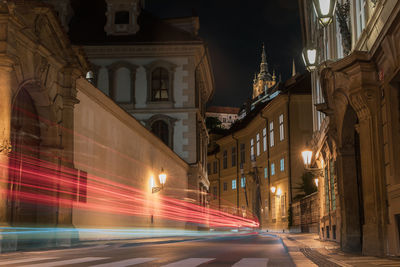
[8,87,41,226]
[337,105,364,253]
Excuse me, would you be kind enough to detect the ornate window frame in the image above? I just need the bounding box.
[107,61,138,105]
[145,60,177,106]
[145,114,177,149]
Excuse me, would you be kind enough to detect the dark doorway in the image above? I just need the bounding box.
[8,88,41,226]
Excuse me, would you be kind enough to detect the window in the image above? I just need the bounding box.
[281,193,286,217]
[213,186,217,200]
[232,179,237,189]
[213,161,218,174]
[223,150,228,169]
[256,133,260,156]
[264,200,268,218]
[240,144,246,164]
[270,122,274,147]
[263,128,267,151]
[335,17,344,59]
[330,159,336,210]
[241,177,246,188]
[271,196,276,220]
[78,170,88,203]
[231,147,237,167]
[115,11,130,24]
[223,182,227,191]
[108,62,137,104]
[280,158,285,172]
[264,167,268,178]
[271,163,275,176]
[250,139,255,160]
[279,114,284,141]
[151,120,169,147]
[151,67,169,101]
[207,163,211,174]
[325,167,330,213]
[356,0,367,38]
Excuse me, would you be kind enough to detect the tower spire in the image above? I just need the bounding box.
[292,59,296,77]
[258,43,271,80]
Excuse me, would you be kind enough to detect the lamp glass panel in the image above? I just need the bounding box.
[159,173,167,185]
[302,150,313,166]
[307,49,317,64]
[318,0,331,15]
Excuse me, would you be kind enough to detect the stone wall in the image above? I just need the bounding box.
[73,78,189,229]
[291,192,319,233]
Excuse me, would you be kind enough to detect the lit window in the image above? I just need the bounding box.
[280,158,285,172]
[271,163,275,176]
[270,122,274,147]
[279,114,284,141]
[264,167,268,178]
[263,128,267,151]
[232,179,237,189]
[256,133,260,156]
[241,177,246,188]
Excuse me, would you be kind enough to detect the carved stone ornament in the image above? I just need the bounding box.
[336,1,352,55]
[370,0,379,7]
[0,139,12,155]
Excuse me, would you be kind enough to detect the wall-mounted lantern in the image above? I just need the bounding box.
[151,168,167,194]
[302,47,318,71]
[312,0,337,26]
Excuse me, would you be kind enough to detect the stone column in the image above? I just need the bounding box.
[0,61,14,225]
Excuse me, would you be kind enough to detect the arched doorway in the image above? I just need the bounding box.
[8,88,41,225]
[338,105,364,252]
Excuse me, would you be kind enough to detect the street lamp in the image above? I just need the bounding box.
[270,186,276,194]
[312,0,337,26]
[301,149,324,175]
[302,47,318,71]
[151,168,167,194]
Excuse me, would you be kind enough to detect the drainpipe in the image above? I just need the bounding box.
[260,112,271,227]
[232,134,240,215]
[287,94,293,206]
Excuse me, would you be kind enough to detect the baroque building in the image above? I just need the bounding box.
[299,0,400,257]
[0,0,212,251]
[207,49,313,231]
[66,0,214,204]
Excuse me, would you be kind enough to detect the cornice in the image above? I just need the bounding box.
[83,44,204,58]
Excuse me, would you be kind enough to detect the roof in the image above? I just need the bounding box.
[206,106,240,115]
[69,0,202,45]
[224,72,311,135]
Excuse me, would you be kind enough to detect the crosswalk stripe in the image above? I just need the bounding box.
[0,257,58,265]
[161,258,215,267]
[90,258,157,267]
[232,258,269,267]
[25,257,109,267]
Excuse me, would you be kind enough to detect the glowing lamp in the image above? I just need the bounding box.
[302,47,318,71]
[276,188,282,196]
[302,150,313,167]
[159,168,167,186]
[314,178,319,187]
[270,186,276,194]
[312,0,337,26]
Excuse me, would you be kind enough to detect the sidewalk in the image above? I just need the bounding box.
[278,233,400,267]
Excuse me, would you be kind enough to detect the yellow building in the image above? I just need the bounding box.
[208,57,313,231]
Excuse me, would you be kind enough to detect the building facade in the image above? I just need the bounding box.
[206,106,240,129]
[66,0,214,204]
[299,0,400,256]
[208,50,313,230]
[0,0,210,251]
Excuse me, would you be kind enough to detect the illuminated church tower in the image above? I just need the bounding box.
[252,44,276,99]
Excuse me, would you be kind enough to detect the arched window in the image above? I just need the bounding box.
[151,67,169,101]
[115,11,130,25]
[114,67,131,102]
[151,120,169,146]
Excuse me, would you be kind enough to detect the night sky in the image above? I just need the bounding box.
[146,0,305,107]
